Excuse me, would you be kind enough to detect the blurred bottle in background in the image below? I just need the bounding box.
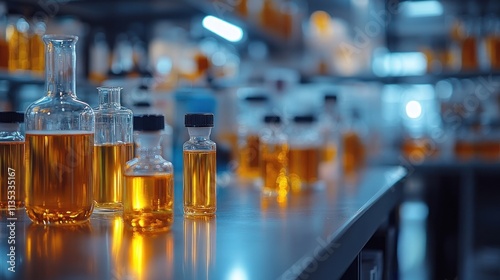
[89,31,110,84]
[342,108,366,174]
[7,15,30,72]
[0,3,8,69]
[29,19,45,75]
[319,92,340,164]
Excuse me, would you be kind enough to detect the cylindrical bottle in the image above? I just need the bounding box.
[183,113,217,216]
[25,35,95,225]
[123,114,174,232]
[319,93,340,163]
[342,109,366,174]
[259,115,289,196]
[0,112,25,209]
[93,86,133,213]
[288,114,321,192]
[7,16,30,72]
[29,20,46,75]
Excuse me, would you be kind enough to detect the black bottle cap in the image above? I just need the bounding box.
[133,114,164,131]
[244,95,268,102]
[264,115,281,124]
[324,94,337,102]
[133,101,151,107]
[185,113,214,127]
[0,112,24,123]
[293,114,316,123]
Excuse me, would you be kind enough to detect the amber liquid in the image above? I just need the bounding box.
[461,37,478,71]
[93,143,134,212]
[322,143,337,163]
[30,34,44,74]
[238,134,260,179]
[25,131,94,224]
[402,138,437,160]
[289,147,319,192]
[342,131,365,174]
[487,36,500,70]
[123,174,174,232]
[8,26,30,72]
[183,150,216,216]
[261,142,289,196]
[0,39,8,69]
[454,140,475,160]
[0,142,25,209]
[476,141,500,161]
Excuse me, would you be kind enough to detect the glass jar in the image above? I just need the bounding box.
[123,114,174,232]
[93,86,134,213]
[183,113,216,217]
[0,111,25,209]
[25,35,95,225]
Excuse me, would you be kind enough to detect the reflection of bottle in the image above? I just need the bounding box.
[183,217,216,280]
[288,115,320,192]
[93,87,134,213]
[25,35,95,225]
[183,113,217,217]
[123,115,174,232]
[259,115,289,196]
[0,112,24,209]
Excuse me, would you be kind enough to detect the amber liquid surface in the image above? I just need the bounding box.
[0,142,25,209]
[289,147,319,192]
[93,143,134,212]
[261,142,289,196]
[342,131,365,174]
[238,134,260,179]
[183,150,216,216]
[25,131,94,224]
[123,174,174,232]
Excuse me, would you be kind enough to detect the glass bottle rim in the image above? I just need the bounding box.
[42,34,78,43]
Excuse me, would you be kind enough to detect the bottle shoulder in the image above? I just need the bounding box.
[26,95,94,114]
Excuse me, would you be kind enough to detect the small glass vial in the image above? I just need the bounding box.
[25,35,95,225]
[93,86,133,213]
[123,114,174,232]
[259,115,289,196]
[0,112,25,209]
[319,93,341,163]
[183,113,217,217]
[342,109,366,174]
[288,114,321,192]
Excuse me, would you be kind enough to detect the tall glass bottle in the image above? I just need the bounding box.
[0,112,24,209]
[123,114,174,232]
[259,115,289,196]
[93,86,133,213]
[183,113,216,217]
[25,35,95,225]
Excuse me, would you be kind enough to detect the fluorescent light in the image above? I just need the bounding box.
[406,100,422,119]
[400,1,444,18]
[202,16,243,43]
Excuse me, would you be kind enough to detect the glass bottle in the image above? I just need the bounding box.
[288,114,321,192]
[342,108,367,174]
[25,35,95,225]
[319,93,341,163]
[29,20,46,75]
[7,16,30,72]
[93,86,133,213]
[237,93,269,179]
[0,3,8,69]
[259,114,289,196]
[0,112,24,209]
[123,114,174,232]
[183,113,217,217]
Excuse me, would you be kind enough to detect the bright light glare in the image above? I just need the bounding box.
[202,16,243,42]
[228,267,248,280]
[406,100,422,119]
[400,1,444,18]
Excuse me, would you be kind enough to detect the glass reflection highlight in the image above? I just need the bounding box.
[183,216,216,280]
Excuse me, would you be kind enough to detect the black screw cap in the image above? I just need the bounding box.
[133,114,165,131]
[185,113,214,127]
[0,112,24,123]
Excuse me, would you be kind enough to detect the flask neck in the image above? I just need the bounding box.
[135,131,163,158]
[44,35,78,98]
[98,87,121,109]
[187,127,212,140]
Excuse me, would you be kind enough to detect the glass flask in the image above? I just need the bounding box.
[0,112,25,209]
[183,113,217,217]
[93,86,133,213]
[259,114,289,196]
[25,35,95,225]
[123,114,174,232]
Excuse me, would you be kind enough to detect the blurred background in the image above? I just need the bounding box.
[1,0,500,279]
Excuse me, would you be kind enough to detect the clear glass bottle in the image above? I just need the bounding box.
[288,114,321,192]
[93,86,133,213]
[25,35,95,225]
[319,93,341,163]
[237,93,269,179]
[183,113,217,216]
[29,20,46,75]
[342,108,367,174]
[123,114,174,232]
[259,115,289,196]
[0,112,24,209]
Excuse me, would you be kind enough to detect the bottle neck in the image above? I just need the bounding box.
[44,36,77,98]
[98,87,121,109]
[135,131,163,158]
[187,127,212,140]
